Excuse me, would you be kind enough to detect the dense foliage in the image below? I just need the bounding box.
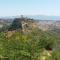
[8,18,22,31]
[0,28,60,60]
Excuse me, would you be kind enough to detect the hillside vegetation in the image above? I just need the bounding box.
[0,17,60,60]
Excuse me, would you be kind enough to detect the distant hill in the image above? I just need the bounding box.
[0,16,60,32]
[25,15,60,20]
[0,19,12,28]
[37,20,60,31]
[8,17,38,32]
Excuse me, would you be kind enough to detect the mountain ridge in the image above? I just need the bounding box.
[0,15,60,20]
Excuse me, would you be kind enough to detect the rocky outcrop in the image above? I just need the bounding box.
[8,17,38,32]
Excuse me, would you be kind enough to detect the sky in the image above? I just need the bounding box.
[0,0,60,17]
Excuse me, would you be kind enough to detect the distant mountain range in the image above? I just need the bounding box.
[0,15,60,20]
[25,15,60,20]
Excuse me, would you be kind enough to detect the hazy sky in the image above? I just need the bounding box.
[0,0,60,16]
